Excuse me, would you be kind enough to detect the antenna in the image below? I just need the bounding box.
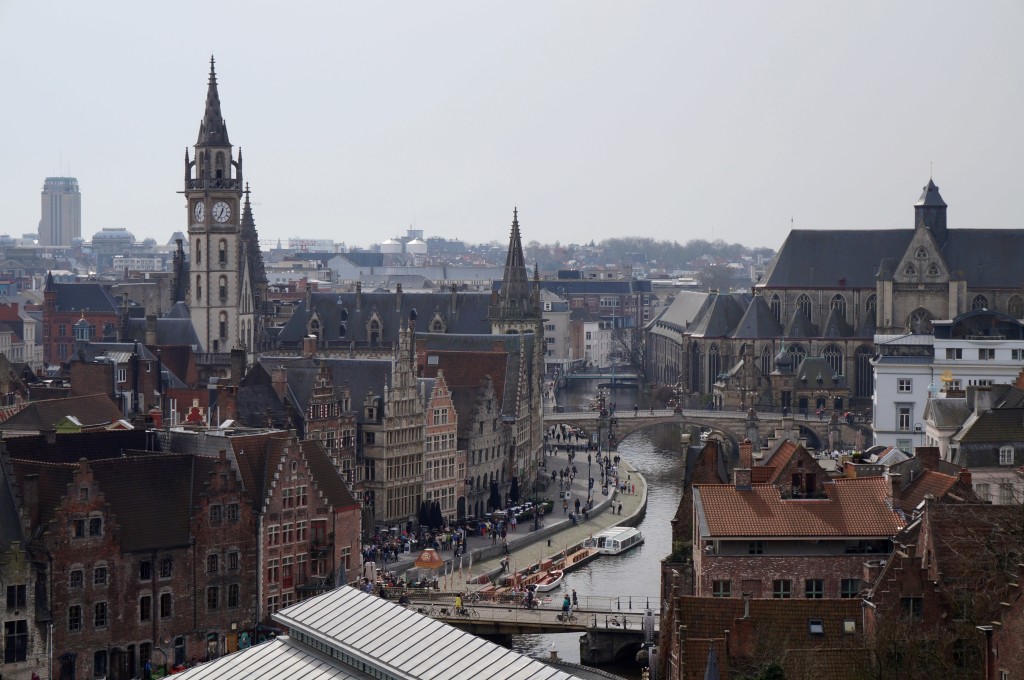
[930,161,933,180]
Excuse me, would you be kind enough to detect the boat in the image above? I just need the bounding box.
[585,527,645,555]
[533,569,564,592]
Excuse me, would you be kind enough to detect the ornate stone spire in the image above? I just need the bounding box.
[499,208,532,315]
[196,55,230,146]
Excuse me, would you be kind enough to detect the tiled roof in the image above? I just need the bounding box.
[898,469,969,509]
[694,476,904,538]
[957,407,1024,443]
[0,394,123,432]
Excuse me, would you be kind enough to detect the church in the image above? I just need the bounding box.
[648,179,1024,415]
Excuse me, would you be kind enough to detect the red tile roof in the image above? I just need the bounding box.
[898,469,961,509]
[695,476,904,538]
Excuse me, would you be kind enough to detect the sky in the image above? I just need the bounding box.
[1,2,1023,252]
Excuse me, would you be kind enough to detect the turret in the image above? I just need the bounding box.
[914,178,948,245]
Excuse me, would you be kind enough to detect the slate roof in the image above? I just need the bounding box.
[760,229,911,289]
[821,306,855,338]
[784,307,817,338]
[2,429,155,463]
[694,476,904,538]
[731,295,783,339]
[794,356,846,387]
[165,301,191,319]
[276,291,492,347]
[229,432,289,512]
[124,318,202,348]
[649,291,709,338]
[923,397,970,428]
[686,292,749,338]
[0,394,123,432]
[48,282,121,313]
[956,407,1024,443]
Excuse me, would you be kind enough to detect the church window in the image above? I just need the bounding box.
[1008,295,1024,319]
[914,247,928,259]
[218,276,228,301]
[823,344,843,377]
[830,294,847,321]
[196,276,202,302]
[856,346,874,399]
[788,343,807,367]
[707,344,721,393]
[196,240,202,264]
[431,318,445,333]
[904,263,917,276]
[760,345,772,376]
[218,240,228,264]
[215,152,226,179]
[908,308,933,333]
[866,294,877,314]
[770,294,781,323]
[690,343,702,394]
[972,294,988,311]
[219,312,228,339]
[796,294,811,319]
[926,263,940,276]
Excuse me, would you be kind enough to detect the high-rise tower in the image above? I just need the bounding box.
[183,57,264,354]
[39,176,81,246]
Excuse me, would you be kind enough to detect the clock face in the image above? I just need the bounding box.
[212,201,231,223]
[193,202,205,223]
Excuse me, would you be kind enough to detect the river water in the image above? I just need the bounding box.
[508,379,685,678]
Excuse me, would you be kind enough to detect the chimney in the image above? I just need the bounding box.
[974,386,993,415]
[888,472,902,507]
[23,473,39,527]
[958,468,972,488]
[862,559,885,585]
[304,280,313,311]
[739,439,754,469]
[271,365,288,400]
[302,335,317,359]
[145,314,158,345]
[734,468,752,490]
[219,449,227,463]
[915,446,940,471]
[395,283,403,312]
[451,284,458,312]
[355,282,362,312]
[230,348,246,382]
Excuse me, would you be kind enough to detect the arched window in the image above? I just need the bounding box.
[914,247,928,259]
[218,276,227,301]
[830,294,847,322]
[796,294,811,319]
[908,308,933,333]
[972,294,989,311]
[904,263,917,276]
[927,263,940,276]
[1008,295,1024,319]
[218,312,227,339]
[770,294,781,323]
[218,240,228,264]
[690,343,703,394]
[369,321,380,345]
[195,276,202,302]
[823,343,843,376]
[198,152,206,178]
[788,343,806,368]
[195,239,201,264]
[866,294,877,314]
[707,345,721,394]
[215,151,226,179]
[856,346,874,399]
[760,345,772,376]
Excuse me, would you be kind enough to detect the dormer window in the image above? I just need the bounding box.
[914,247,928,259]
[1000,445,1014,465]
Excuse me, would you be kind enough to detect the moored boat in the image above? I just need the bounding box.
[533,569,564,592]
[584,527,644,555]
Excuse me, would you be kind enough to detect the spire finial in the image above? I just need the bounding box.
[929,161,933,180]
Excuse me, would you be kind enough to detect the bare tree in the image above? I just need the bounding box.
[612,324,647,385]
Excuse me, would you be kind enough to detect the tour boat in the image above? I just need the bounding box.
[585,527,644,555]
[533,569,564,592]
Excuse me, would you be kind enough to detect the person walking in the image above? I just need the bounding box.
[572,589,578,608]
[562,593,571,615]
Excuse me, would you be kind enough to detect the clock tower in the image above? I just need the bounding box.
[183,57,258,355]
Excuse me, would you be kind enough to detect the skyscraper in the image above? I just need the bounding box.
[38,176,82,246]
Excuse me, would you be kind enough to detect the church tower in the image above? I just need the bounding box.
[489,208,542,336]
[183,57,256,354]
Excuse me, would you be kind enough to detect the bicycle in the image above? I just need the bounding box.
[464,592,482,605]
[556,610,577,623]
[453,606,480,619]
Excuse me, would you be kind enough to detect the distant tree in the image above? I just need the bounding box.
[612,325,648,385]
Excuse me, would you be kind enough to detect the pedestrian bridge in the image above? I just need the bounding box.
[545,408,869,451]
[406,594,658,665]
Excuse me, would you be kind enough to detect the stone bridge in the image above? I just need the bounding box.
[545,408,870,452]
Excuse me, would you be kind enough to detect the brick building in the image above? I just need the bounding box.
[42,273,121,365]
[691,475,905,599]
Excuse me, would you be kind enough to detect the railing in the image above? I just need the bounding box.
[187,178,241,191]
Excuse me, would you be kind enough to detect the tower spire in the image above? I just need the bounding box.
[499,207,531,313]
[197,55,230,146]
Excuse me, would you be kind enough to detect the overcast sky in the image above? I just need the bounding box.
[1,2,1022,251]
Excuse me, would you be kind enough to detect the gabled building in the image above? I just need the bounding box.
[41,274,120,365]
[420,371,464,525]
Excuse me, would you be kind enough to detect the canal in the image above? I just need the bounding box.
[510,379,685,678]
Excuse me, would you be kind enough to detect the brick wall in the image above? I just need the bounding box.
[698,553,869,599]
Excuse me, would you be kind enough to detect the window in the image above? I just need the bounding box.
[901,596,923,620]
[979,348,996,360]
[841,578,861,598]
[267,559,279,584]
[946,347,962,360]
[297,486,308,507]
[160,592,173,619]
[770,294,781,322]
[897,405,912,432]
[972,294,989,311]
[1000,483,1015,505]
[93,566,107,586]
[139,560,153,581]
[159,557,173,579]
[207,554,219,573]
[70,569,84,589]
[68,605,82,631]
[805,579,824,599]
[282,488,294,508]
[296,521,308,542]
[228,584,240,608]
[772,580,791,598]
[897,439,913,454]
[140,595,152,622]
[226,503,239,521]
[218,240,228,264]
[228,552,240,571]
[210,504,223,522]
[206,586,219,611]
[6,584,26,610]
[1000,446,1015,466]
[72,519,85,538]
[268,525,280,545]
[748,541,765,555]
[4,620,27,663]
[282,523,294,544]
[796,294,811,318]
[897,378,912,393]
[267,595,279,616]
[843,619,857,634]
[1013,349,1024,361]
[89,517,102,536]
[712,580,731,598]
[94,601,108,628]
[94,650,108,677]
[830,294,846,321]
[808,619,824,635]
[974,483,990,502]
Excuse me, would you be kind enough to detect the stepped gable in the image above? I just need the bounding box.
[695,476,904,538]
[784,306,817,338]
[759,229,911,289]
[276,291,492,347]
[821,305,855,338]
[687,292,748,338]
[299,439,359,511]
[228,432,290,511]
[0,394,122,433]
[731,295,783,339]
[9,460,75,528]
